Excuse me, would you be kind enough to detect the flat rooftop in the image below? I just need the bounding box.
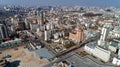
[35,47,55,60]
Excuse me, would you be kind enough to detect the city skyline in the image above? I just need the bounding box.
[0,0,120,8]
[1,0,120,67]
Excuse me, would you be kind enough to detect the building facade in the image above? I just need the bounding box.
[0,24,9,39]
[69,27,83,43]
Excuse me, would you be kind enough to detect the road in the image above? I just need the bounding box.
[54,37,98,58]
[31,31,100,67]
[44,37,99,67]
[54,33,100,58]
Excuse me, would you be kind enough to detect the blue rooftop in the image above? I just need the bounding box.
[35,47,55,59]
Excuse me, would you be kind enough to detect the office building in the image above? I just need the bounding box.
[98,23,110,47]
[100,27,109,41]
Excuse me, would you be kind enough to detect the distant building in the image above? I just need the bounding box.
[0,24,9,39]
[0,38,22,49]
[37,11,45,26]
[44,30,51,41]
[44,30,48,41]
[41,11,45,25]
[29,19,39,32]
[69,27,83,43]
[45,23,55,30]
[24,18,30,30]
[53,33,59,39]
[18,22,26,30]
[84,30,99,40]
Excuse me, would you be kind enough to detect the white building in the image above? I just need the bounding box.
[53,33,59,39]
[98,23,110,47]
[112,56,120,66]
[45,23,55,30]
[100,27,109,41]
[84,42,95,54]
[84,43,111,62]
[44,30,51,41]
[44,30,48,41]
[97,40,106,47]
[93,46,111,62]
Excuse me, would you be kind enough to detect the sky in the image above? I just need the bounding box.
[0,0,120,8]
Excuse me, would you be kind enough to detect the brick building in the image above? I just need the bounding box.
[69,27,83,42]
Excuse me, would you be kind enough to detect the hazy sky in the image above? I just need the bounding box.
[0,0,120,8]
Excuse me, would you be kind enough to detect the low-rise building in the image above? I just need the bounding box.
[112,56,120,66]
[0,38,22,49]
[108,42,118,52]
[84,42,111,62]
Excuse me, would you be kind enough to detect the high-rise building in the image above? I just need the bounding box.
[24,18,30,30]
[100,27,109,41]
[18,22,26,30]
[0,24,9,39]
[98,23,110,47]
[41,11,46,25]
[77,27,83,42]
[44,30,48,41]
[37,10,45,26]
[69,27,83,43]
[44,30,51,41]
